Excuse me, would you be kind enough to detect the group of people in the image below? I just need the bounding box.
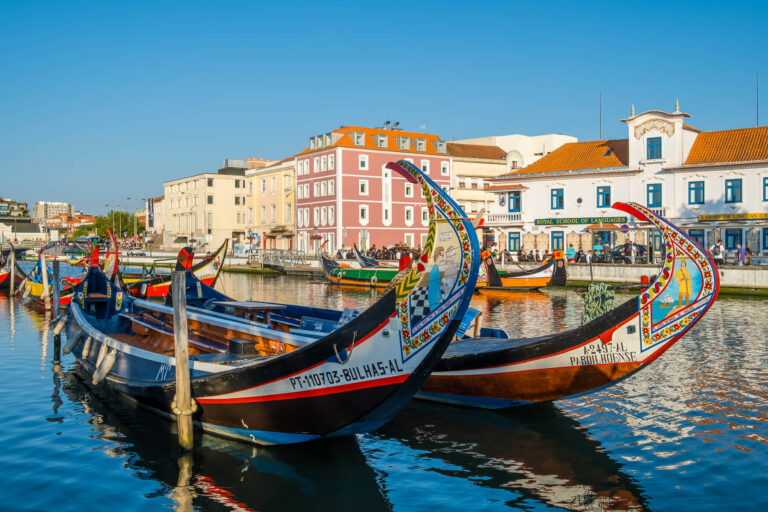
[708,239,752,266]
[332,244,423,261]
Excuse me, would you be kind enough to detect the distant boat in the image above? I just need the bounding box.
[476,250,567,291]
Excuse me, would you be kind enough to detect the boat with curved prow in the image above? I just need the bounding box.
[61,159,479,445]
[319,252,401,288]
[476,250,567,291]
[124,239,228,298]
[417,202,719,408]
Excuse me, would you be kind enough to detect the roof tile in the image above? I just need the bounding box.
[684,126,768,165]
[500,139,628,176]
[447,143,506,160]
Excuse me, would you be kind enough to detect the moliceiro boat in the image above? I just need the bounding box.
[124,239,228,298]
[476,250,567,291]
[418,202,719,408]
[62,160,479,444]
[0,247,25,291]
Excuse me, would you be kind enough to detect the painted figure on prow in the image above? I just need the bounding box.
[675,260,691,306]
[427,247,444,310]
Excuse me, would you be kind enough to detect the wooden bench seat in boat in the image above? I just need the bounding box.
[288,328,326,339]
[118,312,228,354]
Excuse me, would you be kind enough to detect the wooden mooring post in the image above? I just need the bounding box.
[52,259,61,316]
[171,271,194,451]
[9,249,15,295]
[41,252,50,310]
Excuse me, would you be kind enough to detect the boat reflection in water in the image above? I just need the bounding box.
[366,401,649,512]
[54,368,392,512]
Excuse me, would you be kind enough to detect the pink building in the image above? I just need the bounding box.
[295,126,451,254]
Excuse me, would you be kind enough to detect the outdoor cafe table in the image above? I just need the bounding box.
[212,300,287,324]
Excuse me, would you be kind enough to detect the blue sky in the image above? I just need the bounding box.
[1,0,766,214]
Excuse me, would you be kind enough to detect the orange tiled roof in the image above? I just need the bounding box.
[684,126,768,165]
[447,143,506,160]
[683,123,701,133]
[487,183,528,190]
[500,139,628,176]
[297,126,446,156]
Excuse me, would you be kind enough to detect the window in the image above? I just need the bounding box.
[321,181,327,196]
[359,155,368,170]
[550,188,564,210]
[405,183,413,197]
[248,207,253,224]
[207,195,213,205]
[764,177,768,201]
[415,139,426,152]
[260,206,266,223]
[235,180,241,188]
[234,196,240,205]
[359,205,368,224]
[328,154,335,170]
[647,183,662,207]
[207,178,213,187]
[725,179,742,203]
[271,205,277,222]
[421,160,430,174]
[236,212,241,224]
[647,137,662,159]
[441,162,449,176]
[398,137,410,150]
[763,228,768,251]
[383,208,390,221]
[304,184,309,198]
[597,186,611,208]
[207,212,212,233]
[286,203,292,222]
[320,207,327,225]
[261,178,266,194]
[313,182,319,197]
[688,229,705,248]
[376,134,387,148]
[313,157,319,173]
[353,132,364,146]
[688,181,705,205]
[421,207,428,225]
[271,176,276,193]
[328,206,334,225]
[321,156,327,171]
[313,207,319,227]
[405,206,414,225]
[328,180,335,195]
[297,186,303,199]
[725,228,742,251]
[248,181,253,195]
[508,232,520,252]
[551,231,564,251]
[359,180,368,195]
[508,191,521,212]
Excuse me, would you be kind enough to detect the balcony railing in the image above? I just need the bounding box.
[486,212,522,224]
[649,207,667,217]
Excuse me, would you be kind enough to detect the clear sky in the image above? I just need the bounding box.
[1,0,766,214]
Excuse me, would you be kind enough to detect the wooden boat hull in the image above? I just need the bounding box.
[319,255,399,288]
[63,159,480,444]
[418,202,719,408]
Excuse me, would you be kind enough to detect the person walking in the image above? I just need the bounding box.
[736,244,747,266]
[710,239,725,265]
[566,244,576,262]
[622,239,632,264]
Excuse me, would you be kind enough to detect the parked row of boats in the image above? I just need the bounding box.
[1,160,720,446]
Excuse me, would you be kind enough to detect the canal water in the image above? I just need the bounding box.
[0,269,766,511]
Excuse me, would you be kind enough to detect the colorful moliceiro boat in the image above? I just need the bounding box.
[476,250,567,291]
[124,240,228,298]
[0,250,25,291]
[62,160,479,444]
[319,254,400,288]
[418,202,719,408]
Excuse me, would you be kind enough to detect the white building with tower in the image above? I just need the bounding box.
[486,103,768,261]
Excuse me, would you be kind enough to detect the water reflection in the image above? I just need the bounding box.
[56,369,391,512]
[364,402,649,511]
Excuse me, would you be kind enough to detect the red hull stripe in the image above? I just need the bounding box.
[197,373,408,404]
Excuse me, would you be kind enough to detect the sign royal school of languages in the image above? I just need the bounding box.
[534,216,629,226]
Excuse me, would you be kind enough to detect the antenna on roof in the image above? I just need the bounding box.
[392,121,400,130]
[383,121,390,129]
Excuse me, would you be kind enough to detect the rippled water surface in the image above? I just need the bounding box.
[0,270,766,511]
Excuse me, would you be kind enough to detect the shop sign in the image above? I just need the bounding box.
[534,216,628,226]
[698,212,768,221]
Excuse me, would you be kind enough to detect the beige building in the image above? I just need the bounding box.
[246,158,295,250]
[447,143,508,216]
[32,201,74,222]
[455,133,577,173]
[163,167,248,252]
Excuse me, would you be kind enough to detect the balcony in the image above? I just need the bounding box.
[649,207,667,217]
[486,212,522,224]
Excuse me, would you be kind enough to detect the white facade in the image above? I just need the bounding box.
[487,106,768,260]
[456,133,577,173]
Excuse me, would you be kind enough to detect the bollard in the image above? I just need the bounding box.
[9,250,15,295]
[52,260,61,316]
[172,271,194,451]
[41,252,50,310]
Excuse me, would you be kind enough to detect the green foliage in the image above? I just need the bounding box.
[582,282,615,325]
[93,211,144,237]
